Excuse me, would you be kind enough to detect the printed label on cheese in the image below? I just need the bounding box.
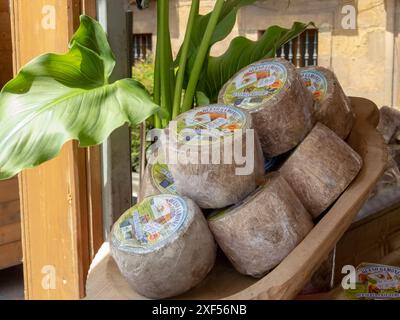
[176,105,247,145]
[113,195,187,253]
[345,263,400,300]
[300,70,328,102]
[151,162,176,194]
[223,61,287,110]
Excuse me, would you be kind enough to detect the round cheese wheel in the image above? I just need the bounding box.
[166,104,265,209]
[280,122,363,218]
[110,194,217,299]
[208,173,313,278]
[299,66,354,139]
[377,106,400,144]
[138,155,176,202]
[218,58,315,158]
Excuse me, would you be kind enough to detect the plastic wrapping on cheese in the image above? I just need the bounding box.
[165,104,265,209]
[299,66,354,139]
[208,173,313,278]
[110,194,216,299]
[138,152,176,202]
[280,123,363,218]
[218,58,315,157]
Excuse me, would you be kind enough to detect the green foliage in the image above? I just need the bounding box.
[0,15,159,179]
[175,0,310,105]
[197,22,311,102]
[131,58,155,172]
[132,56,155,95]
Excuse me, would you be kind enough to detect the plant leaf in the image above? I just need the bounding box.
[174,0,257,69]
[195,91,210,105]
[0,16,159,180]
[71,15,116,80]
[198,22,311,102]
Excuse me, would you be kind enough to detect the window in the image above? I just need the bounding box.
[132,33,153,63]
[258,29,318,67]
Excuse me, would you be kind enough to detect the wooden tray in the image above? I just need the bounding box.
[85,97,387,300]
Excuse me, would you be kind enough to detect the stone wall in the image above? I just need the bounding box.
[132,0,399,108]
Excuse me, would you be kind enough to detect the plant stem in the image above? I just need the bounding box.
[181,0,224,113]
[153,25,161,128]
[159,0,173,127]
[172,0,199,119]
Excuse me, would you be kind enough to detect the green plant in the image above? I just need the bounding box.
[0,1,311,180]
[131,58,155,172]
[0,16,158,180]
[132,56,154,95]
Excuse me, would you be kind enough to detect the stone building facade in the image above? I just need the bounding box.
[132,0,400,109]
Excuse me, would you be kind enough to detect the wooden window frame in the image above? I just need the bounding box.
[10,0,103,299]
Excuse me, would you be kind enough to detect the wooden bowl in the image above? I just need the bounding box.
[85,97,387,300]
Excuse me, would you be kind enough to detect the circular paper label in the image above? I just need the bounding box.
[151,162,176,194]
[300,70,328,102]
[222,61,288,110]
[112,195,187,253]
[176,105,247,145]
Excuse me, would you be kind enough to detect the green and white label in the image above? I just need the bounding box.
[151,162,176,194]
[300,70,328,102]
[112,195,187,253]
[176,105,247,145]
[345,263,400,300]
[223,61,288,110]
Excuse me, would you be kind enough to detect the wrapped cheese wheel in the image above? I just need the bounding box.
[377,106,400,144]
[110,194,216,299]
[138,153,176,202]
[299,66,354,139]
[280,123,363,218]
[166,104,265,209]
[218,58,314,157]
[208,173,313,278]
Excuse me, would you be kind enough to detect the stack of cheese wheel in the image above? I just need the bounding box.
[218,58,315,158]
[280,123,363,218]
[299,66,354,139]
[110,194,216,299]
[166,104,265,209]
[208,173,313,277]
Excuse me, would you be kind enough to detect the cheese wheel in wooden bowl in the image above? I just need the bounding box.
[165,104,265,209]
[110,194,217,299]
[299,66,354,139]
[280,123,363,219]
[218,58,315,158]
[208,173,313,278]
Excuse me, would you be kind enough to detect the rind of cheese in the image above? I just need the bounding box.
[110,194,217,299]
[377,106,400,144]
[280,123,363,218]
[219,58,315,158]
[167,104,265,209]
[299,66,354,139]
[208,173,313,278]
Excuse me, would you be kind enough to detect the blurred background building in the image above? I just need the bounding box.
[131,0,400,109]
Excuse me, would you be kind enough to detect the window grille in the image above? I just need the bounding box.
[132,33,152,63]
[258,28,318,67]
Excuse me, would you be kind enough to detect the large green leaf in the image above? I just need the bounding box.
[70,15,116,79]
[0,15,159,180]
[198,22,311,102]
[174,0,257,69]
